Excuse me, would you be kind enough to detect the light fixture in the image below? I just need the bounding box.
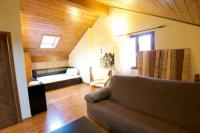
[40,36,60,48]
[70,7,79,17]
[68,7,80,21]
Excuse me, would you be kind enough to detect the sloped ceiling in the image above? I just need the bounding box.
[98,0,200,26]
[21,0,200,58]
[20,0,99,57]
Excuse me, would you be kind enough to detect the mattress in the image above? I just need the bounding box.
[28,80,41,87]
[37,73,81,84]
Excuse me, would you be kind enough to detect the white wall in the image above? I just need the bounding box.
[69,8,200,80]
[69,29,92,84]
[0,0,31,119]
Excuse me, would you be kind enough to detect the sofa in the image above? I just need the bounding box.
[85,75,200,133]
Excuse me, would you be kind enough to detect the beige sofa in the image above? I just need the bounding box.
[85,75,200,133]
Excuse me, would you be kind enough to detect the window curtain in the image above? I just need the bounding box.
[115,35,136,74]
[137,48,190,81]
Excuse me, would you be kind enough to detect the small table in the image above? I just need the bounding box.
[51,117,105,133]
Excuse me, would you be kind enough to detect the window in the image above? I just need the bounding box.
[40,36,60,48]
[130,32,154,67]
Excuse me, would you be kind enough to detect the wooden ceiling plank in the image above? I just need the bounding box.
[197,0,200,22]
[174,0,193,22]
[103,0,170,17]
[150,0,173,17]
[64,0,109,16]
[21,20,93,29]
[163,0,184,20]
[21,2,97,20]
[184,0,200,24]
[158,0,179,18]
[133,0,165,16]
[20,0,98,57]
[98,0,200,26]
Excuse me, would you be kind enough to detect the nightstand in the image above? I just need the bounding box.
[28,81,47,116]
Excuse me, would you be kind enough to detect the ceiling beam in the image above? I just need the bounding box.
[65,0,109,16]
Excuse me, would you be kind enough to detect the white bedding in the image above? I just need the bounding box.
[37,74,81,84]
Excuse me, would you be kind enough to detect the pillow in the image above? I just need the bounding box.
[66,68,78,76]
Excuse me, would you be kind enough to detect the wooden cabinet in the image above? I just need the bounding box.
[24,52,32,82]
[28,84,47,116]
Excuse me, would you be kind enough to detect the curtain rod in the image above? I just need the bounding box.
[117,25,165,37]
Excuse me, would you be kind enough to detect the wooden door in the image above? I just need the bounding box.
[0,32,21,129]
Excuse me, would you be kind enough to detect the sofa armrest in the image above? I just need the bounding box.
[85,87,110,103]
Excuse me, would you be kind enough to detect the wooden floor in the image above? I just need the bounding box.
[1,84,97,133]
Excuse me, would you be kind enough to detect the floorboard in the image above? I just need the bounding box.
[0,84,97,133]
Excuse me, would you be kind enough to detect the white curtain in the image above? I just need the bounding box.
[115,35,136,75]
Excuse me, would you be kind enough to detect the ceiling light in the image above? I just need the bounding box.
[68,7,80,21]
[70,7,79,16]
[40,36,60,48]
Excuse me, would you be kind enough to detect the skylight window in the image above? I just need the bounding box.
[40,36,60,48]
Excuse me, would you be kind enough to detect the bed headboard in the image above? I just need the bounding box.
[32,67,73,78]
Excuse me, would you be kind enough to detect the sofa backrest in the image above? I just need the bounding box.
[108,75,200,132]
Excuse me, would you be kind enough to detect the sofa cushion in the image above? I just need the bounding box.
[108,76,200,132]
[88,100,192,133]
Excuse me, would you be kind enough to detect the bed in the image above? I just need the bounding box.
[31,67,82,91]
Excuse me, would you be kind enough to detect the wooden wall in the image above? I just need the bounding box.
[31,55,68,70]
[24,52,68,82]
[24,52,32,82]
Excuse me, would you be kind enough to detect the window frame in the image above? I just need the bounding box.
[40,36,60,49]
[130,31,155,69]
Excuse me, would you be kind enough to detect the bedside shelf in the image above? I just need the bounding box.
[28,83,47,116]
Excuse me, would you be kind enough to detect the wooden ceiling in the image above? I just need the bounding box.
[98,0,200,26]
[20,0,108,57]
[21,0,200,58]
